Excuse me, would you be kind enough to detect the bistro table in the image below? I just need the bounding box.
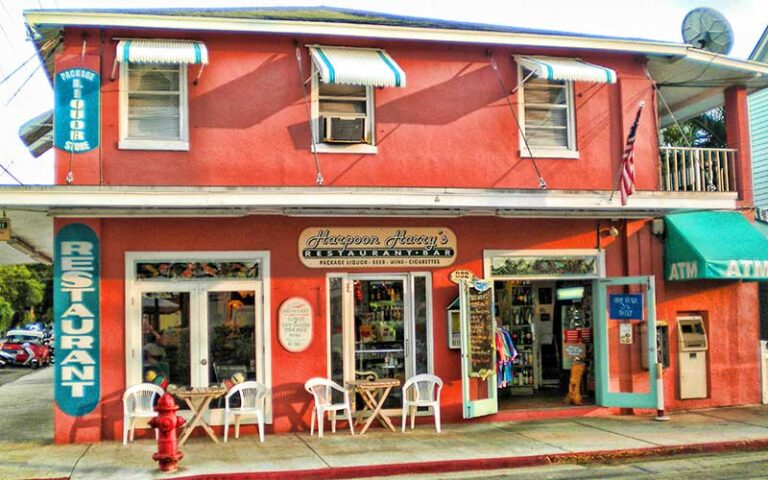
[347,378,401,434]
[168,385,228,446]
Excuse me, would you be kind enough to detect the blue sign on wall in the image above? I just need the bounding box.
[609,293,643,320]
[54,223,100,417]
[54,68,100,153]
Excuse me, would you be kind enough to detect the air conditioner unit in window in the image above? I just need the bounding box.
[322,116,366,143]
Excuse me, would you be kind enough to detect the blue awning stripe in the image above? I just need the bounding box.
[376,50,402,87]
[314,47,336,84]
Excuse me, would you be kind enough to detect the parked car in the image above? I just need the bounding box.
[0,329,51,368]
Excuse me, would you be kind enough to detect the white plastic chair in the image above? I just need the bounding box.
[304,377,354,438]
[122,383,165,445]
[401,374,443,433]
[224,381,268,442]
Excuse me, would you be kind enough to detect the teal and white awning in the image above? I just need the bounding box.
[665,211,768,281]
[308,46,406,88]
[116,39,208,64]
[515,55,617,84]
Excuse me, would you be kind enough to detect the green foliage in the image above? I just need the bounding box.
[0,264,50,329]
[0,297,13,334]
[660,107,726,148]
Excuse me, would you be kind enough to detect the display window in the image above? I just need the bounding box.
[327,273,433,413]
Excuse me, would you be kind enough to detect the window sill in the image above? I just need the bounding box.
[312,143,378,155]
[119,139,190,151]
[520,149,580,159]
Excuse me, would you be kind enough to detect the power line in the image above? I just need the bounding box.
[4,60,42,106]
[0,36,58,87]
[0,160,23,185]
[4,37,58,106]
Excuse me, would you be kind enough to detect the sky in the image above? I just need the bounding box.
[0,0,765,185]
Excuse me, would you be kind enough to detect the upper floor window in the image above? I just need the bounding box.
[120,63,188,150]
[519,66,577,157]
[515,55,616,159]
[313,78,375,153]
[115,39,208,151]
[308,45,406,155]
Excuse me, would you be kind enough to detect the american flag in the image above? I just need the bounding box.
[620,101,645,206]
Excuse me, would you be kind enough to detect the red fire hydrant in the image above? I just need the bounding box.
[149,392,186,473]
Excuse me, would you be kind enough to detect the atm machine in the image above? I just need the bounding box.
[677,316,708,399]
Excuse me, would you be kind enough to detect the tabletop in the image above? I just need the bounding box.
[347,378,401,389]
[167,386,228,398]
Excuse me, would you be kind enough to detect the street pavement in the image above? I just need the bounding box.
[0,365,39,387]
[2,368,768,479]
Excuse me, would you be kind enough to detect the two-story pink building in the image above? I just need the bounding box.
[6,7,768,444]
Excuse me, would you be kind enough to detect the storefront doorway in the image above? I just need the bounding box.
[458,250,658,419]
[493,279,595,410]
[125,252,271,422]
[328,273,432,412]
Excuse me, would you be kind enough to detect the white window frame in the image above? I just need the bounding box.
[118,62,190,151]
[517,64,579,159]
[124,250,272,423]
[310,65,377,155]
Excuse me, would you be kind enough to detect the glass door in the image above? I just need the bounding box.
[352,275,410,409]
[594,276,658,408]
[140,288,197,398]
[201,282,263,387]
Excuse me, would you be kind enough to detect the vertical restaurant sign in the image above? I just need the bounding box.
[299,227,457,268]
[54,223,100,416]
[54,68,100,153]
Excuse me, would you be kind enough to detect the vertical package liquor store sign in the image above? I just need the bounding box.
[54,68,100,153]
[54,224,100,416]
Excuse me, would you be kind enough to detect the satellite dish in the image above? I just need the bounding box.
[682,7,734,54]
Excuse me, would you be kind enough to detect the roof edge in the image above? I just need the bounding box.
[24,9,690,57]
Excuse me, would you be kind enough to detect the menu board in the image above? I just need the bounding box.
[468,285,494,377]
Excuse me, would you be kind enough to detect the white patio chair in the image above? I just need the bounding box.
[224,381,268,442]
[304,377,354,438]
[122,383,165,445]
[401,374,443,433]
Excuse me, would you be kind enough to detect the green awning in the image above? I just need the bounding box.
[665,211,768,281]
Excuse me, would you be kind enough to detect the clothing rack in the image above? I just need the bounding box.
[495,327,518,388]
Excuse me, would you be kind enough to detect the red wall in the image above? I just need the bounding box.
[80,215,760,441]
[54,28,658,192]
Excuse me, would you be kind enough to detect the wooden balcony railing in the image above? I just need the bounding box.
[659,146,737,193]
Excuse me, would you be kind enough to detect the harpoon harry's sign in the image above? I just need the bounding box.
[299,227,457,268]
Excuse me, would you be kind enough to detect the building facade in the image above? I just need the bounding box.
[7,7,768,443]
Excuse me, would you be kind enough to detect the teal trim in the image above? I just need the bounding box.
[123,40,132,62]
[376,50,402,87]
[664,211,768,281]
[527,57,555,80]
[314,47,336,84]
[193,43,201,64]
[595,277,658,409]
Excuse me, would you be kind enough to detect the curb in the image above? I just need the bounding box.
[171,438,768,480]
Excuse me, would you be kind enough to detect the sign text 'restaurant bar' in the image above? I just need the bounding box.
[299,227,457,268]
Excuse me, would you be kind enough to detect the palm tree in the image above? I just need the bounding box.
[660,107,726,148]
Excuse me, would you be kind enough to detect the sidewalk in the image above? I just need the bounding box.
[3,368,768,480]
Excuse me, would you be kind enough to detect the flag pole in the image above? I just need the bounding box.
[609,101,645,204]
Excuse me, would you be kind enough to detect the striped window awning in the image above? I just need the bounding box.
[309,46,406,88]
[116,39,208,65]
[515,55,617,84]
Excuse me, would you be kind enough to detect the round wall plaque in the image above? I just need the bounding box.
[278,297,313,353]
